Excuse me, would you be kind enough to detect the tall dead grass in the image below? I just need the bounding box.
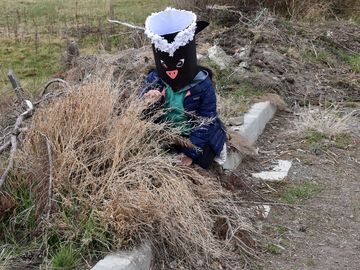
[18,78,254,268]
[291,105,359,138]
[173,0,359,18]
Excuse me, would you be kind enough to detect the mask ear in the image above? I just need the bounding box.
[195,21,209,35]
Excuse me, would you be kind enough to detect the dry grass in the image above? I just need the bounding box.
[217,94,249,123]
[173,0,359,18]
[291,105,358,138]
[16,77,255,268]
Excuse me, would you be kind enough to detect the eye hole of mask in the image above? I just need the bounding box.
[160,60,168,69]
[176,59,185,68]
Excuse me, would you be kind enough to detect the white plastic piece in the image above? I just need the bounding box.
[214,143,227,165]
[262,205,271,218]
[252,160,292,181]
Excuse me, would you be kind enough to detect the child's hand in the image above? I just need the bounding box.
[144,89,162,99]
[180,155,193,166]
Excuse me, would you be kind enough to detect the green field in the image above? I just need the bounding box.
[0,0,171,94]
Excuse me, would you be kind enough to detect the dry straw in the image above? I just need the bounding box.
[291,105,358,138]
[18,77,255,268]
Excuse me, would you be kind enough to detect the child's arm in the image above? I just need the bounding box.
[140,70,164,97]
[140,70,165,119]
[182,82,218,160]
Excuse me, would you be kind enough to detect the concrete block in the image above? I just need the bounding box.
[92,243,152,270]
[238,101,276,144]
[223,101,276,170]
[222,149,244,171]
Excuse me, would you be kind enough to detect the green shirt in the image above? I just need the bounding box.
[163,85,191,136]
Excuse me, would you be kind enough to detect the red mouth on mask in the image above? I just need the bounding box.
[166,70,178,79]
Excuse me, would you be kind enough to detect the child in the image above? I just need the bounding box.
[142,7,226,169]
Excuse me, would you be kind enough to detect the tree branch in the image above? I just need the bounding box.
[41,78,70,97]
[107,19,145,30]
[0,100,34,188]
[0,140,11,155]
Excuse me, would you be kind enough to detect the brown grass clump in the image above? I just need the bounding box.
[18,79,255,268]
[291,105,359,138]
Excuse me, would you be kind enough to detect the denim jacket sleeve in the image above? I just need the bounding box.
[139,70,164,97]
[140,70,165,119]
[182,80,219,159]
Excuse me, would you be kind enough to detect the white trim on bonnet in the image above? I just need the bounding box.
[145,7,197,57]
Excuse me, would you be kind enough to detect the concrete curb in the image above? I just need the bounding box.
[223,101,277,170]
[91,243,152,270]
[91,101,277,269]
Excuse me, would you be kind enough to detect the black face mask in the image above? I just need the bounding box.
[152,21,209,90]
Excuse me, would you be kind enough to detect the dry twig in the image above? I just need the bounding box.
[41,78,70,96]
[107,19,145,30]
[41,134,53,262]
[0,141,11,155]
[0,101,34,188]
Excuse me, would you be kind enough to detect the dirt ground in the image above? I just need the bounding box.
[235,111,360,270]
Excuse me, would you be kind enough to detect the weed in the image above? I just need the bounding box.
[281,182,323,204]
[0,179,42,269]
[1,185,37,241]
[351,201,360,216]
[306,131,325,146]
[340,51,360,73]
[0,245,15,269]
[278,225,288,235]
[307,256,316,267]
[266,243,282,255]
[303,158,314,165]
[301,49,336,66]
[316,50,336,66]
[52,245,81,269]
[333,133,352,149]
[233,82,265,97]
[344,101,358,108]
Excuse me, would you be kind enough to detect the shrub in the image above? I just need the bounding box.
[17,77,255,268]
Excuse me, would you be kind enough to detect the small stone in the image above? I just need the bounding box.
[197,259,204,266]
[234,45,252,61]
[208,45,233,70]
[286,77,295,84]
[239,61,249,69]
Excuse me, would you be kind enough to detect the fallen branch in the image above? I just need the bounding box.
[41,78,70,96]
[107,19,145,30]
[42,135,53,261]
[7,69,24,101]
[44,135,53,223]
[0,100,34,188]
[0,140,11,155]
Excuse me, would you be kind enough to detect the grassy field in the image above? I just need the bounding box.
[0,0,171,94]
